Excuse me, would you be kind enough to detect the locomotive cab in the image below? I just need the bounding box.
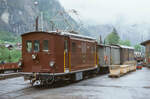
[21,31,64,74]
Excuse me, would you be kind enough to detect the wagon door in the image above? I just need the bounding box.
[105,46,111,65]
[40,39,53,72]
[98,46,104,66]
[64,37,70,73]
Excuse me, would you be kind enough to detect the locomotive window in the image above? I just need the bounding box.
[81,42,86,54]
[72,42,76,52]
[43,40,49,51]
[26,41,32,52]
[64,40,68,53]
[91,46,95,54]
[34,40,40,52]
[91,46,93,53]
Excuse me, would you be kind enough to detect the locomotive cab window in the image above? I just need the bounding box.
[26,40,32,52]
[34,40,40,52]
[43,40,49,51]
[64,40,68,53]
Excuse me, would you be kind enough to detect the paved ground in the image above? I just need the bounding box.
[0,68,150,99]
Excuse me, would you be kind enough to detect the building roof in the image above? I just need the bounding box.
[141,40,150,46]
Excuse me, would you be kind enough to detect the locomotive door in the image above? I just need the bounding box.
[64,37,70,73]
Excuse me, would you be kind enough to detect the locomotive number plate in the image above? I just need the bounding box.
[75,72,83,81]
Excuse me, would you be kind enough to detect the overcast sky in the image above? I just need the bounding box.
[59,0,150,25]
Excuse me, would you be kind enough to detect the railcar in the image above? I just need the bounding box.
[97,44,135,74]
[110,46,121,65]
[0,63,20,73]
[20,31,98,85]
[109,45,134,64]
[97,44,111,73]
[119,45,134,64]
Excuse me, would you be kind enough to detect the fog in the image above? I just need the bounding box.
[59,0,150,25]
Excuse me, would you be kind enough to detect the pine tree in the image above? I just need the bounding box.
[105,28,120,45]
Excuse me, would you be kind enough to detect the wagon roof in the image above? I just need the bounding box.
[112,45,134,49]
[119,45,134,50]
[110,45,120,48]
[110,44,134,49]
[21,31,96,41]
[97,44,111,47]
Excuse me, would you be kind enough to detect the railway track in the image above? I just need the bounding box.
[0,72,22,80]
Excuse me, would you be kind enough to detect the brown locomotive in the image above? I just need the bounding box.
[21,31,97,85]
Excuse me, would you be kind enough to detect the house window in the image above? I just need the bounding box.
[72,42,76,52]
[26,40,32,52]
[34,40,40,52]
[43,40,49,51]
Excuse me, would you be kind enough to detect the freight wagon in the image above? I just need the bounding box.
[119,45,134,64]
[0,63,20,73]
[97,44,111,73]
[110,46,121,65]
[97,44,134,74]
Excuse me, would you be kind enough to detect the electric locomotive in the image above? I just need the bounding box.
[20,31,98,85]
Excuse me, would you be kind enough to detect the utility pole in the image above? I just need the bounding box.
[35,16,39,31]
[34,1,39,31]
[41,11,44,31]
[50,21,55,31]
[99,35,102,44]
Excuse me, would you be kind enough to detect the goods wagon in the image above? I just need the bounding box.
[97,44,111,73]
[119,45,134,64]
[0,63,20,73]
[110,46,121,65]
[20,31,98,85]
[128,48,134,61]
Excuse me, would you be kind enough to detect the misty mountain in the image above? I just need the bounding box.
[0,0,149,45]
[0,0,85,36]
[86,23,150,45]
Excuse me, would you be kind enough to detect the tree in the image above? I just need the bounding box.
[10,49,21,62]
[119,40,131,46]
[134,44,142,52]
[0,47,10,62]
[105,28,120,45]
[0,46,21,63]
[0,30,15,42]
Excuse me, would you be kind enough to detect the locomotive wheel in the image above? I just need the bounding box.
[0,70,4,74]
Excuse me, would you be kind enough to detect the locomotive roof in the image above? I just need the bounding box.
[61,31,96,40]
[22,31,96,41]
